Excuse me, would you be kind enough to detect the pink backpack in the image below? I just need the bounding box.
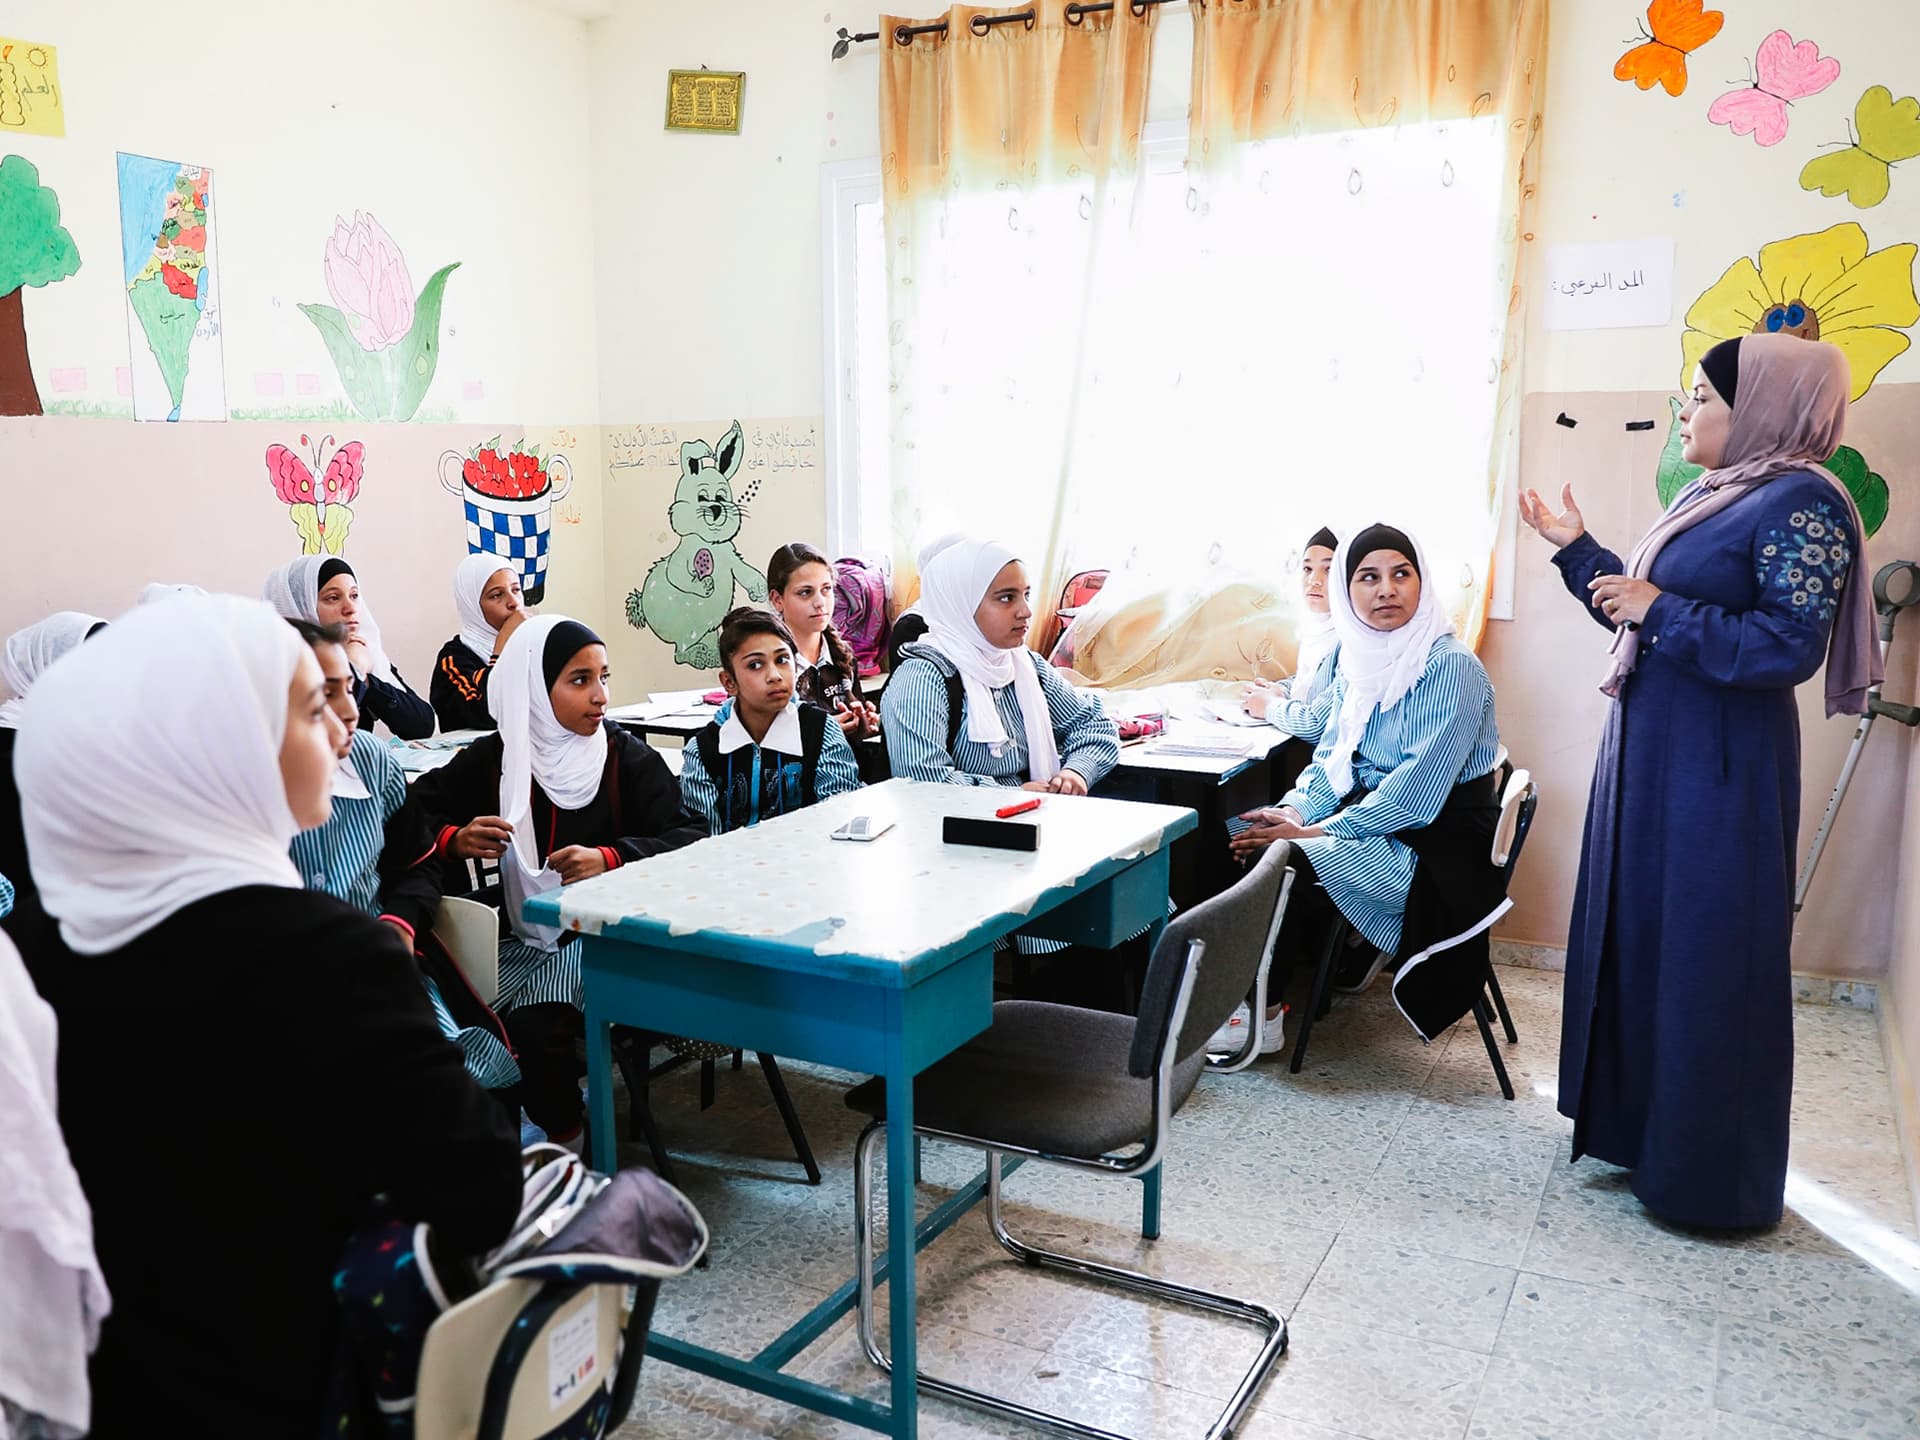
[833,555,891,677]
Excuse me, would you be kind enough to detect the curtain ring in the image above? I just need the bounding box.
[1130,0,1150,16]
[1025,9,1037,29]
[971,13,991,35]
[1066,2,1086,25]
[893,22,915,44]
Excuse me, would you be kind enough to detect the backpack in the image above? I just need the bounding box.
[936,652,1048,760]
[833,556,891,677]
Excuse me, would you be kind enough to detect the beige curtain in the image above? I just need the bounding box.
[1185,0,1550,649]
[879,5,1156,632]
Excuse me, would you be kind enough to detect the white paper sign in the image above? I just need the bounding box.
[547,1296,599,1411]
[1543,240,1675,331]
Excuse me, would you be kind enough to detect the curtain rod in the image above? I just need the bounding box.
[831,0,1192,59]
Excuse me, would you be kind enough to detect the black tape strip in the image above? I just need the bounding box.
[1625,419,1656,431]
[1555,412,1577,428]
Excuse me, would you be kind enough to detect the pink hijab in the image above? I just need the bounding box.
[1602,334,1880,716]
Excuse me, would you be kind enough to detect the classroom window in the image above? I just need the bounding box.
[826,117,1509,601]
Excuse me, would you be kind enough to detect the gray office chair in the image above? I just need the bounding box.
[843,841,1293,1440]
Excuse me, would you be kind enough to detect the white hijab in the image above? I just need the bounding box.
[0,929,110,1438]
[1322,526,1453,797]
[138,582,206,604]
[15,595,307,956]
[454,554,513,665]
[489,616,609,880]
[0,612,107,728]
[262,556,400,686]
[1292,610,1339,704]
[917,538,1059,783]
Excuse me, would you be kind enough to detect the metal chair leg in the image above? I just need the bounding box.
[1472,995,1515,1101]
[755,1052,822,1185]
[854,1130,1286,1440]
[698,1058,717,1111]
[1485,964,1518,1044]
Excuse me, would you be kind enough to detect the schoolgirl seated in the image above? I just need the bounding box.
[289,620,522,1100]
[431,554,527,733]
[264,556,436,738]
[1,611,107,947]
[13,593,520,1436]
[767,542,884,774]
[680,607,865,834]
[1230,524,1508,1021]
[1243,525,1342,743]
[409,617,705,1143]
[882,537,1119,793]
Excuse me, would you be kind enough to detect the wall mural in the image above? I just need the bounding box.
[1659,223,1916,533]
[116,153,224,422]
[0,152,78,416]
[1706,31,1839,148]
[623,420,769,668]
[266,434,365,555]
[440,438,572,605]
[1800,86,1920,210]
[301,211,457,422]
[1614,0,1723,99]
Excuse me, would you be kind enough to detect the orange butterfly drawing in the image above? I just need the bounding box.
[1615,0,1725,97]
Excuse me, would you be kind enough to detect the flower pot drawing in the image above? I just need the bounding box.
[439,447,573,605]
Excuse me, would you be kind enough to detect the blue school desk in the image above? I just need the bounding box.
[524,778,1195,1439]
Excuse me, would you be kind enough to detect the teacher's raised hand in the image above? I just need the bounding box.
[1519,484,1587,550]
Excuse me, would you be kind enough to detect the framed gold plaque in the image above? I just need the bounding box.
[665,69,746,135]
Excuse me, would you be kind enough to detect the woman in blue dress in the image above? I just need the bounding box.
[1520,333,1879,1230]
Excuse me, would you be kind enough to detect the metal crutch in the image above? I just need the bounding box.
[1794,560,1920,913]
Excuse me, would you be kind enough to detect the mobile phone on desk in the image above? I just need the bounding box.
[832,815,895,843]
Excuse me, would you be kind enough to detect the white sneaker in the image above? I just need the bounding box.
[1258,1002,1289,1055]
[1207,1003,1254,1057]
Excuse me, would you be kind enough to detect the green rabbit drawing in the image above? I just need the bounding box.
[625,421,768,668]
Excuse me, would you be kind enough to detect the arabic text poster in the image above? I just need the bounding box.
[1543,239,1676,331]
[116,153,227,422]
[0,37,64,137]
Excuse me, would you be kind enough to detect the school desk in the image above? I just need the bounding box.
[523,778,1194,1440]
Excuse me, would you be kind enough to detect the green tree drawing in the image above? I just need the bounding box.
[0,154,81,416]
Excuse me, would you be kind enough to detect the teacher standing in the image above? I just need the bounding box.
[1519,333,1879,1230]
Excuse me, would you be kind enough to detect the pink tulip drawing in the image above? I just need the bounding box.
[322,211,414,351]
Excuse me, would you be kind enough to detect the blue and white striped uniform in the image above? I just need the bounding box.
[679,696,865,835]
[882,643,1120,789]
[1284,635,1500,954]
[0,870,13,920]
[1267,648,1340,743]
[291,729,521,1090]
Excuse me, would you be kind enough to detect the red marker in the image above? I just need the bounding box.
[995,797,1043,818]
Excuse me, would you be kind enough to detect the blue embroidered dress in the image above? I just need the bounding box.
[1552,471,1853,1229]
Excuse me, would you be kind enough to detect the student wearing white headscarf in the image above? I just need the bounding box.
[0,611,108,949]
[263,555,436,738]
[410,615,704,1141]
[136,581,206,604]
[1243,525,1342,743]
[881,537,1119,792]
[429,555,528,732]
[1231,524,1508,1041]
[12,593,519,1437]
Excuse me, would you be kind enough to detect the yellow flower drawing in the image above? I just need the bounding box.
[1679,223,1919,402]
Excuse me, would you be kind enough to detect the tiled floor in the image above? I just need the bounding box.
[609,966,1920,1440]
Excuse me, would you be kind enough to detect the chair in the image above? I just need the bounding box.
[1287,766,1539,1098]
[610,1031,823,1186]
[436,894,503,1004]
[413,1169,708,1440]
[1204,857,1299,1074]
[842,842,1293,1440]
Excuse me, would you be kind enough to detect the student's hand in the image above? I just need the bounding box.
[1242,686,1272,719]
[492,607,529,655]
[1046,769,1089,796]
[452,816,514,859]
[343,636,375,676]
[550,845,609,883]
[1021,780,1052,793]
[1519,484,1587,549]
[1588,574,1661,627]
[1229,806,1321,862]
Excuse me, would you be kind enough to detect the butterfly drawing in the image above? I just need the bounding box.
[266,434,365,555]
[1707,31,1841,147]
[1801,86,1920,209]
[1615,0,1724,98]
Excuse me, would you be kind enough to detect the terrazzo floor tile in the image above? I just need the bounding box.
[1466,1354,1716,1440]
[1718,1212,1920,1346]
[1247,1313,1489,1440]
[1341,1119,1558,1267]
[1291,1235,1518,1352]
[1009,1357,1243,1438]
[1521,1159,1734,1307]
[1492,1272,1718,1395]
[1710,1412,1849,1440]
[1715,1314,1920,1439]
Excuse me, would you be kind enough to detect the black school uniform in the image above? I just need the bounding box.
[33,887,522,1439]
[797,630,889,783]
[355,664,436,740]
[0,726,45,954]
[430,637,499,733]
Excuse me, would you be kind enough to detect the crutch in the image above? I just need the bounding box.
[1794,560,1920,913]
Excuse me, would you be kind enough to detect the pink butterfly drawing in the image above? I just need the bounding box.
[1707,30,1840,146]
